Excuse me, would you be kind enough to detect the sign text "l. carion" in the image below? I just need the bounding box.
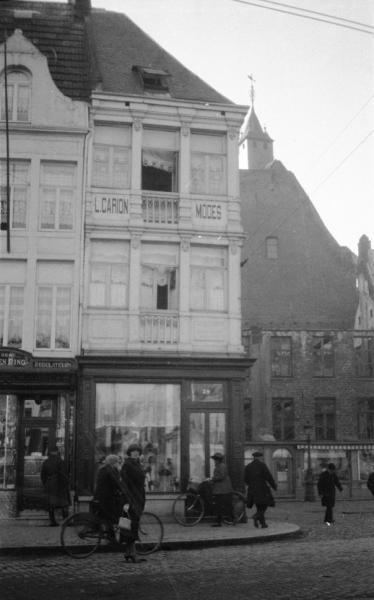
[94,196,129,215]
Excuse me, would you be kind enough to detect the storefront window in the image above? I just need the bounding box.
[95,383,181,493]
[191,382,223,403]
[307,449,349,482]
[0,395,17,489]
[358,450,374,480]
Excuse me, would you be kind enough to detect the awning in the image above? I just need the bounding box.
[297,444,374,451]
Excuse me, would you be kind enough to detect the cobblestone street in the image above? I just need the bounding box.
[1,501,374,600]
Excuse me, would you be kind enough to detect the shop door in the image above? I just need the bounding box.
[188,411,227,485]
[18,396,57,510]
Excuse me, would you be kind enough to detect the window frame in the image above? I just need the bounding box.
[271,337,293,377]
[272,398,295,441]
[357,398,374,440]
[313,335,335,377]
[266,236,279,259]
[190,132,227,196]
[190,246,227,313]
[0,159,30,230]
[354,336,374,377]
[315,398,336,441]
[0,69,31,122]
[35,285,72,350]
[39,162,76,231]
[0,284,24,347]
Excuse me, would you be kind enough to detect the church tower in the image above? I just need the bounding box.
[239,77,274,170]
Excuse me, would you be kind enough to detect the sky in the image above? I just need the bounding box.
[44,0,374,254]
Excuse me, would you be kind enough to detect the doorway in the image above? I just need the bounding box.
[188,411,227,485]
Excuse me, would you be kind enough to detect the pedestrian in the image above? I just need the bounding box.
[244,451,277,529]
[317,462,343,525]
[120,443,146,562]
[367,472,374,496]
[210,452,233,527]
[40,446,71,526]
[92,454,124,540]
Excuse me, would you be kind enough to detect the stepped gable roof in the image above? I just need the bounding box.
[0,1,91,102]
[240,106,273,144]
[88,8,232,104]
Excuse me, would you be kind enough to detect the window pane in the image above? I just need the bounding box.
[36,287,53,348]
[59,190,73,230]
[0,395,17,489]
[95,383,181,493]
[191,383,224,403]
[40,189,56,229]
[55,287,71,348]
[12,187,27,228]
[189,412,205,483]
[113,147,130,188]
[92,146,110,187]
[7,287,23,347]
[209,413,226,474]
[0,287,4,346]
[17,85,30,121]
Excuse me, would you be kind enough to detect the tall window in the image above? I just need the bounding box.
[354,336,374,377]
[140,243,178,311]
[266,237,278,259]
[190,132,226,195]
[0,70,31,122]
[92,125,131,189]
[0,160,30,229]
[40,162,76,230]
[315,398,336,441]
[35,262,72,349]
[95,383,181,493]
[271,337,292,377]
[244,398,252,441]
[358,398,374,440]
[190,246,227,311]
[0,286,24,347]
[89,241,129,308]
[142,128,178,192]
[272,398,295,440]
[313,335,334,377]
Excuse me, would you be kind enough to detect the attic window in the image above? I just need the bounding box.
[132,66,170,92]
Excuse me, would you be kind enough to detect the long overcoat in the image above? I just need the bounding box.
[211,462,232,495]
[93,463,124,523]
[40,454,71,509]
[317,470,342,507]
[120,457,146,517]
[244,458,277,507]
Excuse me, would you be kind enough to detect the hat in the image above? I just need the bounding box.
[211,452,224,460]
[252,451,263,458]
[126,443,142,456]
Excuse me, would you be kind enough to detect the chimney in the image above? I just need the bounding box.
[68,0,91,18]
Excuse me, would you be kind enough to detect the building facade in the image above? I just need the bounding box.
[240,105,374,499]
[0,1,250,516]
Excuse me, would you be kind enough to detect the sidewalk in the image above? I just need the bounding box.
[1,499,373,555]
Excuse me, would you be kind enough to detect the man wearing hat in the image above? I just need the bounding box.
[244,451,277,528]
[210,452,233,526]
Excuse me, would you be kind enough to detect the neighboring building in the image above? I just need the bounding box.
[355,234,374,330]
[240,105,374,499]
[0,0,250,516]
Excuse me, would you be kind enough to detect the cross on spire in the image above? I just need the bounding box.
[248,74,255,106]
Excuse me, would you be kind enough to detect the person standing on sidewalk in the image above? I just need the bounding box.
[244,451,277,529]
[40,447,70,526]
[317,462,343,525]
[210,452,233,527]
[120,444,146,562]
[367,472,374,496]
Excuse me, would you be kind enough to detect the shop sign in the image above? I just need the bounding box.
[192,201,226,226]
[0,348,76,370]
[94,194,130,219]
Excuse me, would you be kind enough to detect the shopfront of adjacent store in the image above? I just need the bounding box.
[0,348,77,516]
[76,354,250,511]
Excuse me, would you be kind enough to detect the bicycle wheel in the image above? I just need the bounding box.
[223,491,246,525]
[172,492,205,526]
[135,512,164,555]
[61,512,102,558]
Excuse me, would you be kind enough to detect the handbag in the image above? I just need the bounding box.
[119,514,132,530]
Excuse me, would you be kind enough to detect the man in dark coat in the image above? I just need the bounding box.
[210,452,233,527]
[367,472,374,496]
[40,447,70,526]
[93,454,124,538]
[317,462,343,525]
[244,451,277,528]
[120,444,146,562]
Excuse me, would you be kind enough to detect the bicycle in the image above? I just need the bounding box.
[61,506,164,559]
[172,481,246,526]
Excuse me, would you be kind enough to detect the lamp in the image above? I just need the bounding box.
[303,421,316,502]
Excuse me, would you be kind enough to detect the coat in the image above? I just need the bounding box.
[40,454,71,509]
[367,472,374,495]
[211,462,232,495]
[244,458,277,508]
[120,457,146,518]
[93,463,124,523]
[317,470,342,507]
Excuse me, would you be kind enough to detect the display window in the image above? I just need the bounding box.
[0,395,17,489]
[95,383,181,493]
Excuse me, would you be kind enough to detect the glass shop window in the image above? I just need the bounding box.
[95,383,181,493]
[142,128,178,192]
[0,395,17,489]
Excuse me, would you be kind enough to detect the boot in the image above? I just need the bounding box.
[124,541,146,563]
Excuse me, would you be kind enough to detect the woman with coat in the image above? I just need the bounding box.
[40,447,71,526]
[120,443,146,562]
[93,454,124,539]
[317,463,342,525]
[244,451,277,529]
[210,452,232,527]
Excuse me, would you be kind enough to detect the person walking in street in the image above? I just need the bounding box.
[93,454,124,540]
[210,452,233,527]
[244,451,277,529]
[120,443,146,562]
[40,446,71,526]
[367,472,374,497]
[317,462,343,525]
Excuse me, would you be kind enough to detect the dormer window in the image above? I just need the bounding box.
[0,69,31,122]
[132,66,170,92]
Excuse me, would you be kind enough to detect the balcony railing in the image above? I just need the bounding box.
[140,313,179,344]
[141,192,179,224]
